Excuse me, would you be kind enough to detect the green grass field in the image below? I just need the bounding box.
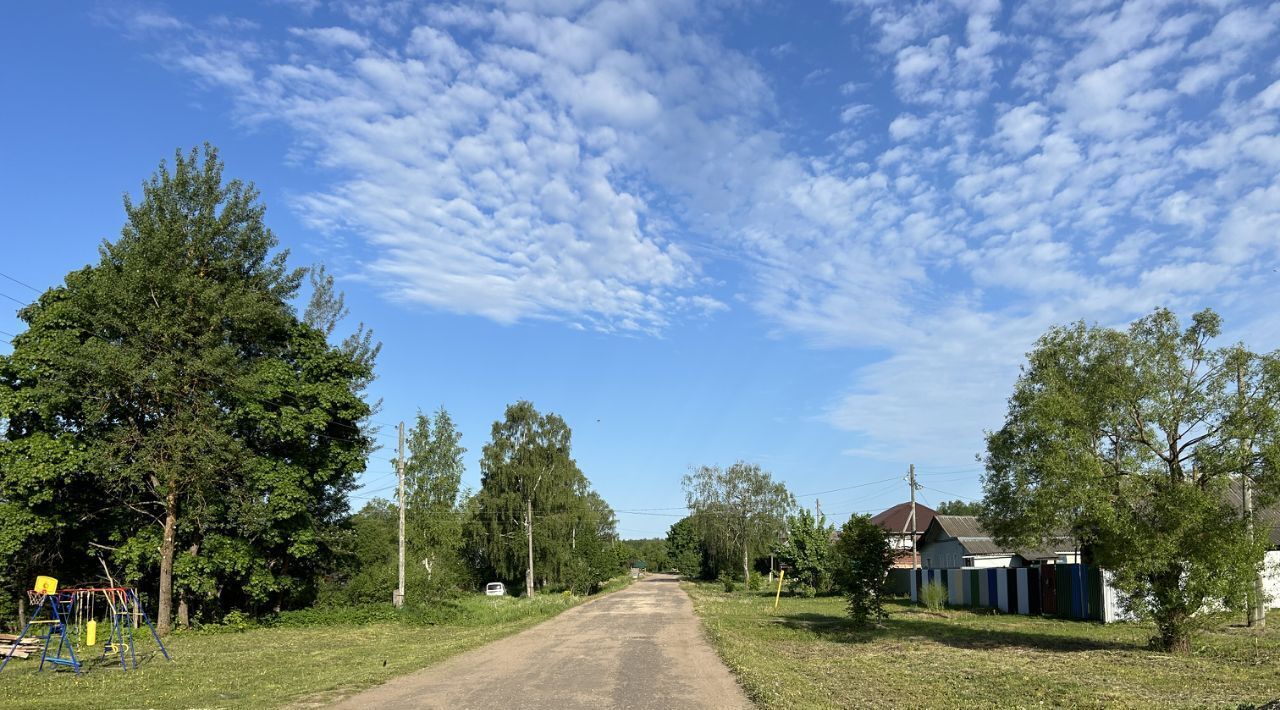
[0,584,627,709]
[686,583,1280,709]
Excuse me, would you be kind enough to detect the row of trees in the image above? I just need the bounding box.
[673,461,896,622]
[323,402,625,605]
[0,147,624,635]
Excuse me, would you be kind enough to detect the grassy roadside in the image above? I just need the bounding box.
[0,580,630,709]
[685,582,1280,709]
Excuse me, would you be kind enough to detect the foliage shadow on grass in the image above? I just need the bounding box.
[776,610,1136,653]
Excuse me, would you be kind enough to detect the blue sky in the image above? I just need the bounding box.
[3,1,1279,538]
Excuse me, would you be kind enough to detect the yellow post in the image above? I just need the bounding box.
[773,569,785,610]
[86,620,97,646]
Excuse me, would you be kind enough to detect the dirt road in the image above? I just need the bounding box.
[328,574,751,709]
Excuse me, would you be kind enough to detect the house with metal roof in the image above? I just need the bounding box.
[917,515,1080,569]
[870,501,937,568]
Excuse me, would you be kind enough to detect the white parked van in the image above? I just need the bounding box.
[484,582,505,596]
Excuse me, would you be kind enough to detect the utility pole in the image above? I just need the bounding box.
[908,464,920,571]
[1244,472,1266,628]
[394,421,406,609]
[815,498,822,520]
[526,498,535,598]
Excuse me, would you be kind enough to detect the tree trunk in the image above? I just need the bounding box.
[17,595,25,631]
[743,544,750,585]
[176,541,198,629]
[156,492,178,636]
[525,498,535,598]
[1155,617,1191,653]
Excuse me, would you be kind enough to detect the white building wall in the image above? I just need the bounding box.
[967,554,1017,569]
[1263,550,1280,610]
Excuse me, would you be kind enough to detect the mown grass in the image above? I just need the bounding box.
[0,581,629,709]
[685,582,1280,709]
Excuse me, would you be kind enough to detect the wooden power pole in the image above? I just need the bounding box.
[908,464,920,571]
[395,421,406,609]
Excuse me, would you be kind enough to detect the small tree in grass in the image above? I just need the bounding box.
[833,514,896,626]
[774,508,834,596]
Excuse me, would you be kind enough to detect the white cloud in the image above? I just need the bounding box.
[141,0,1280,464]
[288,26,370,51]
[995,102,1048,154]
[888,113,929,140]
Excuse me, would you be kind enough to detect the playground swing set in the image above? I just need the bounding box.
[0,576,172,676]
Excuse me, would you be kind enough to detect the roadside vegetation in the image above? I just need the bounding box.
[0,582,629,709]
[687,583,1280,709]
[0,146,630,637]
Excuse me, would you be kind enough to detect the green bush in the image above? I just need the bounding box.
[793,583,817,598]
[719,573,738,593]
[920,581,947,612]
[220,610,256,632]
[747,571,764,591]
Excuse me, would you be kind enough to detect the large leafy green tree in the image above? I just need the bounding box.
[665,516,705,578]
[403,407,466,596]
[983,308,1280,651]
[0,146,376,633]
[683,462,794,584]
[467,401,616,596]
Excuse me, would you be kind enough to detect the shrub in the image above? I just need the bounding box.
[920,581,947,612]
[835,514,896,626]
[793,583,817,599]
[747,571,764,591]
[220,610,255,632]
[719,572,738,593]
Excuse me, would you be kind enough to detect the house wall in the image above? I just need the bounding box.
[1264,550,1280,610]
[919,539,967,569]
[967,554,1018,569]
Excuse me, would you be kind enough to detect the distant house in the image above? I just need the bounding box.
[871,502,937,568]
[917,515,1080,569]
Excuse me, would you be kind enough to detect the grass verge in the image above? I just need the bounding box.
[685,582,1280,709]
[0,580,630,709]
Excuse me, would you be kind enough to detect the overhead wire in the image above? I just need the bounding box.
[793,474,901,498]
[0,270,41,293]
[921,484,980,502]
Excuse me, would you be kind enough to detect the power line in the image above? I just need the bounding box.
[0,270,41,294]
[0,291,28,307]
[921,485,980,502]
[794,474,901,498]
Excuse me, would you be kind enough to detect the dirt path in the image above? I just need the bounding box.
[327,574,751,709]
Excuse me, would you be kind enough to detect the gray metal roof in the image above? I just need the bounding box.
[1225,481,1280,548]
[925,515,1074,559]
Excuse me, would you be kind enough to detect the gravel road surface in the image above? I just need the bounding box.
[328,574,751,709]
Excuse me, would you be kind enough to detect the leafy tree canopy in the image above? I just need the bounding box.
[832,514,896,626]
[982,308,1280,652]
[0,145,376,633]
[935,499,982,516]
[683,462,794,584]
[775,508,834,596]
